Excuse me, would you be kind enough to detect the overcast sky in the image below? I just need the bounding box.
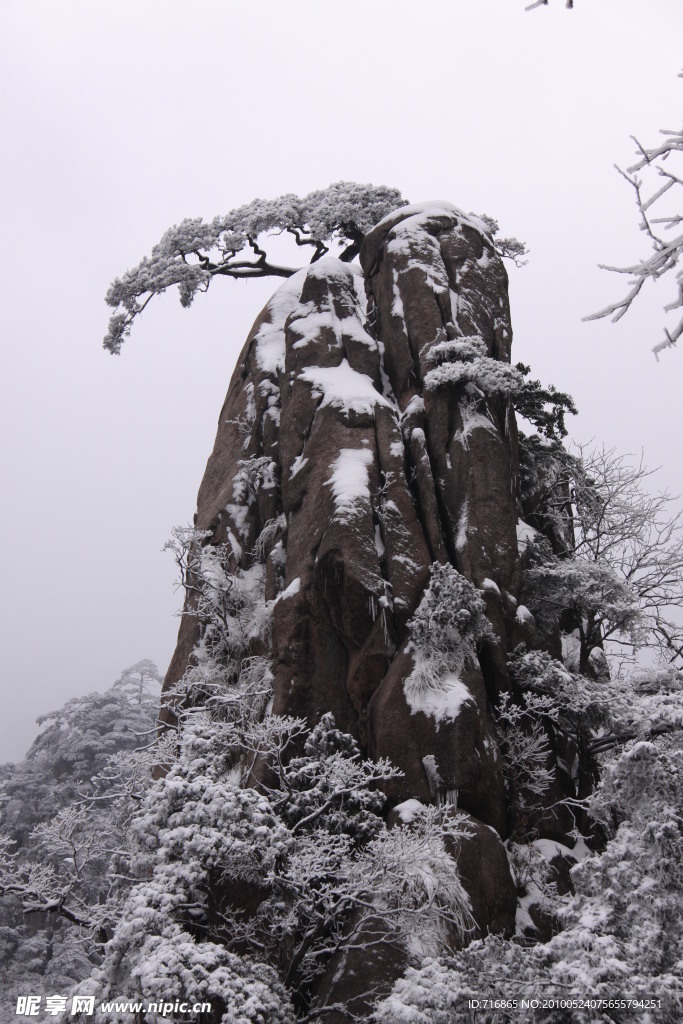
[1,0,681,763]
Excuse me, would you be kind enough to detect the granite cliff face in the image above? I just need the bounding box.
[161,201,568,1009]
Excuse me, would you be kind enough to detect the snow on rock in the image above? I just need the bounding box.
[453,397,498,451]
[288,259,374,354]
[289,454,308,479]
[291,308,375,353]
[404,669,475,726]
[226,529,242,561]
[400,394,424,422]
[253,268,308,375]
[225,502,250,540]
[391,267,404,319]
[515,605,535,626]
[421,753,443,791]
[374,200,494,251]
[455,499,469,551]
[392,798,426,823]
[305,255,363,286]
[325,448,374,523]
[299,360,395,418]
[532,837,580,863]
[452,411,498,449]
[276,577,300,602]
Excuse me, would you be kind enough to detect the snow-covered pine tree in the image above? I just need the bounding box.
[0,664,162,1009]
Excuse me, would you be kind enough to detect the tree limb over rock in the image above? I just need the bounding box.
[104,184,527,355]
[103,183,407,354]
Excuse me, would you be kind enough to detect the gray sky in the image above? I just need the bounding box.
[1,0,681,762]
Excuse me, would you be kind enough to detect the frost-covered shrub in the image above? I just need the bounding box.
[517,434,575,556]
[426,334,487,364]
[77,925,295,1024]
[616,667,683,742]
[405,563,491,698]
[425,356,523,396]
[589,731,683,832]
[423,333,522,397]
[509,648,683,746]
[495,691,558,827]
[507,645,611,735]
[129,761,290,882]
[373,940,554,1024]
[357,806,475,957]
[252,512,286,563]
[508,646,574,697]
[231,455,277,508]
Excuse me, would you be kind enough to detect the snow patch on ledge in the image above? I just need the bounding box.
[276,577,300,602]
[404,668,475,725]
[532,837,579,864]
[289,454,308,479]
[401,394,424,422]
[393,799,425,823]
[289,259,372,350]
[453,413,498,449]
[516,605,535,626]
[299,360,395,418]
[291,308,375,352]
[453,398,498,449]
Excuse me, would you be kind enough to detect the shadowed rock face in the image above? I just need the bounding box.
[161,201,547,1003]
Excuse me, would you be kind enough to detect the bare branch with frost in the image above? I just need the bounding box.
[585,124,683,357]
